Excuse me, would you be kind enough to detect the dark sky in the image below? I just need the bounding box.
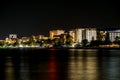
[0,0,120,39]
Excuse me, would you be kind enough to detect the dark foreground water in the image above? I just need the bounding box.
[0,48,120,80]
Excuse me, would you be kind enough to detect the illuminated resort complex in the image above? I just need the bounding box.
[0,28,120,48]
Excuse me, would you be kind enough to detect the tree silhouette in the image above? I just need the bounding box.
[82,39,88,47]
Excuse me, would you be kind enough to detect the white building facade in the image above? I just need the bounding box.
[106,30,120,42]
[70,28,97,43]
[9,34,17,39]
[75,29,83,43]
[83,28,97,42]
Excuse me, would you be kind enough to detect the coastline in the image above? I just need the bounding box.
[0,46,120,50]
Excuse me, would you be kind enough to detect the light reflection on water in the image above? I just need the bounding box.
[1,49,120,80]
[5,57,15,80]
[101,56,120,80]
[48,52,58,80]
[19,56,30,80]
[68,49,98,80]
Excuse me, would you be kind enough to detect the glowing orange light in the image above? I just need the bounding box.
[48,54,58,80]
[49,48,56,51]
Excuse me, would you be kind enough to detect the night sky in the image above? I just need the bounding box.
[0,0,120,39]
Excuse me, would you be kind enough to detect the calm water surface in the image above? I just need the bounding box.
[0,48,120,80]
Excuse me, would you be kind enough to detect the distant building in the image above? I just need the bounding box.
[105,30,120,42]
[75,28,83,43]
[9,34,17,39]
[69,28,97,43]
[42,37,49,40]
[39,35,44,39]
[69,30,75,42]
[21,37,29,42]
[83,28,97,42]
[5,37,9,42]
[49,30,65,39]
[0,40,4,43]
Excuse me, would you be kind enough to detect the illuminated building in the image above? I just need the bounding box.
[49,30,65,39]
[69,30,75,42]
[83,28,97,42]
[70,28,97,43]
[21,37,29,42]
[5,38,9,42]
[75,28,83,43]
[39,35,44,39]
[42,37,49,40]
[106,30,120,42]
[0,40,4,43]
[9,34,17,39]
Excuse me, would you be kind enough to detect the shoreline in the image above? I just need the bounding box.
[0,46,120,50]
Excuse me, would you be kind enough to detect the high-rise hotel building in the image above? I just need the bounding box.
[84,28,97,42]
[74,29,83,43]
[69,28,97,43]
